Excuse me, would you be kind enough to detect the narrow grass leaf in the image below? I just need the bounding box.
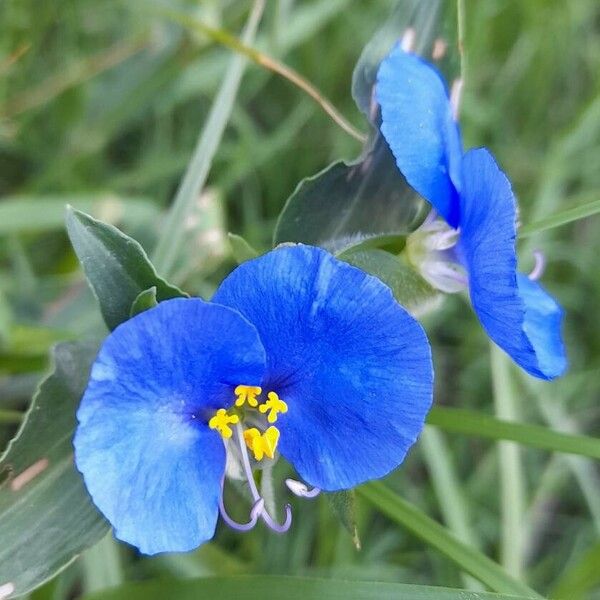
[358,482,543,598]
[0,342,108,597]
[519,196,600,237]
[81,575,539,600]
[427,407,600,459]
[151,1,265,278]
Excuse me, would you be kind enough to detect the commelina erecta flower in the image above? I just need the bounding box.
[74,244,433,555]
[376,46,567,380]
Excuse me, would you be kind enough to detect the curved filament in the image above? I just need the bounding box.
[219,494,264,532]
[261,502,293,533]
[285,478,321,499]
[529,250,546,281]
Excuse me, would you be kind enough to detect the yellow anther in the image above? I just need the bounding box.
[234,384,262,408]
[259,391,288,424]
[243,426,280,461]
[208,408,239,439]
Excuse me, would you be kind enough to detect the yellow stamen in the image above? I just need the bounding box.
[243,426,280,461]
[234,384,262,408]
[259,391,288,424]
[208,408,239,439]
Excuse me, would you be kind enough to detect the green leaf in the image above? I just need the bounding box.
[228,233,259,264]
[66,207,186,331]
[274,138,426,254]
[0,342,109,597]
[326,490,361,550]
[519,195,600,237]
[275,0,463,255]
[0,289,11,348]
[80,575,537,600]
[274,0,460,254]
[342,248,440,315]
[427,406,600,459]
[550,541,600,600]
[352,0,459,119]
[358,482,543,599]
[0,195,159,235]
[129,287,158,318]
[0,409,23,424]
[81,534,123,595]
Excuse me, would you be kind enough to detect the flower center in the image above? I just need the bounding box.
[405,212,468,294]
[208,385,312,536]
[208,385,288,461]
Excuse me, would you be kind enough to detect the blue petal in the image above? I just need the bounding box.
[517,274,567,378]
[376,45,463,227]
[460,148,567,379]
[213,245,433,491]
[74,298,266,554]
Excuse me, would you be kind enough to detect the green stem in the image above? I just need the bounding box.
[151,0,265,278]
[160,8,365,143]
[358,481,543,598]
[490,345,526,579]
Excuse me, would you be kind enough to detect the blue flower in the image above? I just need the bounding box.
[376,46,567,380]
[75,245,433,554]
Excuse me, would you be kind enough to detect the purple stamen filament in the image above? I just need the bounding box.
[285,478,321,499]
[529,250,546,281]
[219,491,264,532]
[224,423,292,534]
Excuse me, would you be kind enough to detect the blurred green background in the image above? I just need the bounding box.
[0,0,599,598]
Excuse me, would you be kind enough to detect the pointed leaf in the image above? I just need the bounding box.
[228,233,259,264]
[274,137,426,254]
[326,490,361,550]
[129,287,158,317]
[66,207,186,330]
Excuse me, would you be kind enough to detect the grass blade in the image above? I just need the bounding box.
[358,481,543,598]
[151,1,265,278]
[519,195,600,237]
[491,346,526,578]
[161,9,366,143]
[0,36,147,119]
[420,427,484,590]
[427,407,600,459]
[80,574,539,600]
[550,541,600,600]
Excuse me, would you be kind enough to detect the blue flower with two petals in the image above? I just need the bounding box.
[74,245,433,555]
[376,46,567,380]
